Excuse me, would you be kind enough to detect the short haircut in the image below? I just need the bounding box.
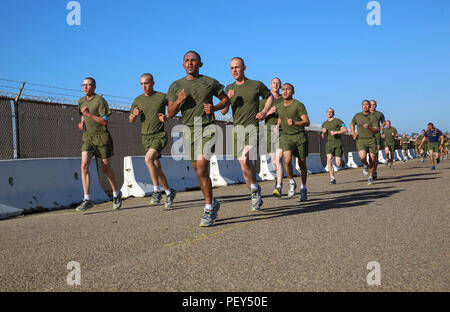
[386,120,391,124]
[327,108,335,114]
[184,50,201,62]
[271,77,281,84]
[282,83,294,91]
[83,77,96,85]
[428,122,434,127]
[231,57,245,66]
[140,73,154,81]
[370,100,377,104]
[362,99,370,105]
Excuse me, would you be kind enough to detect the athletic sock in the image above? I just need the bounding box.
[300,184,306,189]
[330,176,335,180]
[113,191,119,198]
[289,179,295,184]
[153,186,159,193]
[204,203,213,212]
[84,194,91,201]
[276,184,281,189]
[165,189,171,196]
[250,184,258,191]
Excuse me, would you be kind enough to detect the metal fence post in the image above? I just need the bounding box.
[12,82,25,159]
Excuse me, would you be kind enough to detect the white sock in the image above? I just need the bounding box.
[165,189,171,196]
[276,184,281,188]
[84,194,91,201]
[289,179,295,184]
[331,176,335,180]
[113,191,119,198]
[250,184,258,191]
[301,184,306,189]
[204,204,213,211]
[153,186,159,193]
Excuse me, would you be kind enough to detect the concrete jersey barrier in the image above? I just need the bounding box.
[210,155,245,187]
[121,156,200,198]
[348,152,363,168]
[0,158,108,217]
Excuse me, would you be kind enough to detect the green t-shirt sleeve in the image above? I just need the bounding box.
[211,79,225,97]
[321,121,326,129]
[259,98,267,112]
[351,115,356,125]
[259,82,271,99]
[130,98,139,114]
[337,118,345,127]
[99,97,112,117]
[297,102,307,117]
[167,82,177,103]
[380,113,386,123]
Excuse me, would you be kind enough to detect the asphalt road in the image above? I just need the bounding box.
[0,158,449,292]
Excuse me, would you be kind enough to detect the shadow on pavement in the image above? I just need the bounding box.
[214,188,403,227]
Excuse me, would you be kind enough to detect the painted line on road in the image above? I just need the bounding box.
[164,223,245,248]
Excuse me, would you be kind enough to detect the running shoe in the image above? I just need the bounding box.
[299,187,308,202]
[76,200,93,212]
[272,186,282,197]
[150,192,162,205]
[113,191,122,210]
[368,176,374,185]
[251,185,263,211]
[437,158,440,164]
[164,189,177,209]
[431,166,436,170]
[362,166,369,176]
[287,181,297,198]
[200,200,220,227]
[329,178,336,185]
[373,172,377,180]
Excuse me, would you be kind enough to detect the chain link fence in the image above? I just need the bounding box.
[0,98,14,159]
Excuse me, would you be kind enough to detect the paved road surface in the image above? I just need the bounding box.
[1,158,449,291]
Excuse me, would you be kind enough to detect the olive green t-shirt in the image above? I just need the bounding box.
[259,96,283,127]
[130,92,167,135]
[167,75,224,127]
[78,94,111,134]
[371,110,385,129]
[321,118,345,142]
[382,127,398,144]
[401,137,410,146]
[225,79,271,127]
[351,112,378,139]
[275,99,308,135]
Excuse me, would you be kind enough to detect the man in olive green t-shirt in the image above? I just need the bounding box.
[76,77,122,212]
[381,120,398,168]
[167,51,229,227]
[275,83,310,202]
[129,73,177,209]
[400,134,410,162]
[221,57,274,212]
[259,77,284,197]
[350,100,379,185]
[321,108,348,185]
[370,100,386,179]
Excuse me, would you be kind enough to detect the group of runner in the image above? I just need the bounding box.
[74,51,448,227]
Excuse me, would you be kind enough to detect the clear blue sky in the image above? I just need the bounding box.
[1,0,449,134]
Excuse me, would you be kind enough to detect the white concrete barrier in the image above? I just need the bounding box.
[258,154,276,181]
[395,150,404,161]
[121,156,200,198]
[408,149,415,159]
[210,155,245,187]
[348,152,363,168]
[378,150,387,163]
[299,153,326,174]
[0,158,108,216]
